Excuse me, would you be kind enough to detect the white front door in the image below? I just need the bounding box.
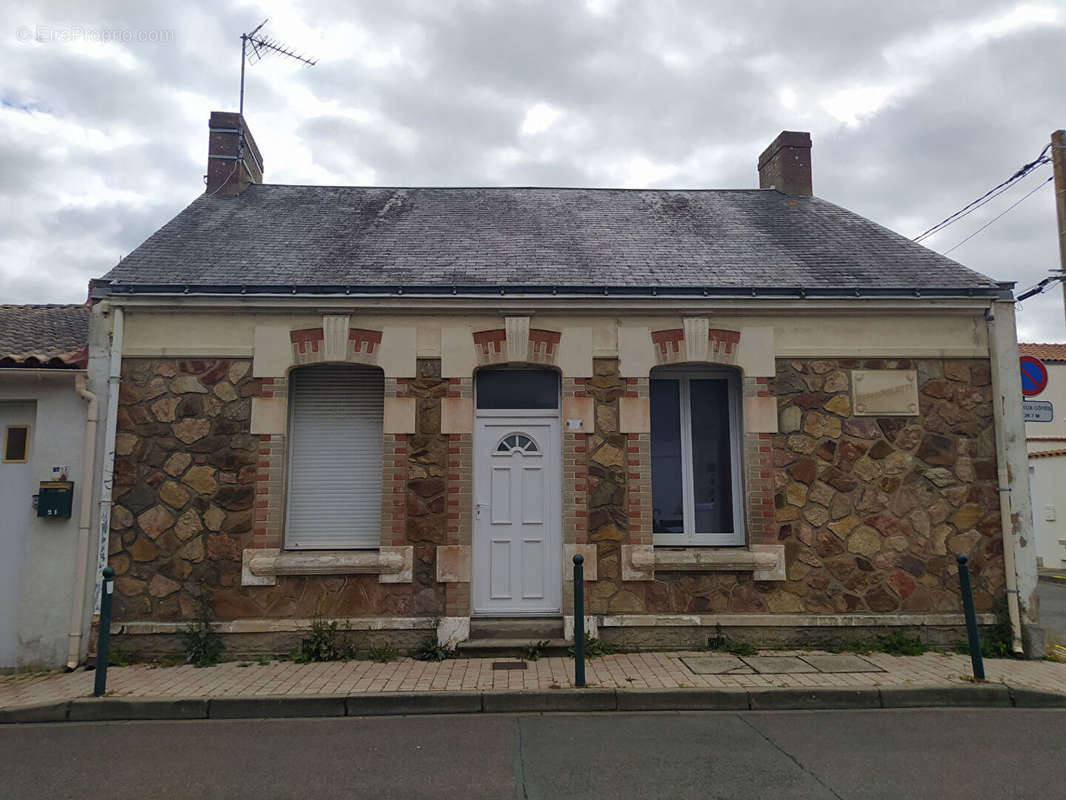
[1,403,34,667]
[473,416,561,615]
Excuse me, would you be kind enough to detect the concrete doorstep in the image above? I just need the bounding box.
[3,684,1066,724]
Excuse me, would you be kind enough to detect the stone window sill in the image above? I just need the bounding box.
[621,544,785,582]
[241,546,413,586]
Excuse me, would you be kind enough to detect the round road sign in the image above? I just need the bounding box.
[1020,355,1048,397]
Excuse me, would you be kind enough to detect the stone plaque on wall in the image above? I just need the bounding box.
[852,370,919,416]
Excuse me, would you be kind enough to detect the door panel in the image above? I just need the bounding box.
[474,417,560,615]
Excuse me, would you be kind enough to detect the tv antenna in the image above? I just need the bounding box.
[239,19,317,115]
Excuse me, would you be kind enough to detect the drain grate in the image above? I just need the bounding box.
[491,661,528,670]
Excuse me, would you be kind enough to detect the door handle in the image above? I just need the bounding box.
[475,502,484,520]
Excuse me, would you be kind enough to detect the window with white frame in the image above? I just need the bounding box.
[650,367,744,545]
[285,364,384,549]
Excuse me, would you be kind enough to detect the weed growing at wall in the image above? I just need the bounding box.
[411,635,452,662]
[182,585,224,667]
[293,617,357,663]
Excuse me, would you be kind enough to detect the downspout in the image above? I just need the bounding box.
[67,374,99,670]
[985,304,1025,654]
[92,307,124,619]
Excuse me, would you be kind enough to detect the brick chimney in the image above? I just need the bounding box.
[205,111,263,195]
[758,131,812,196]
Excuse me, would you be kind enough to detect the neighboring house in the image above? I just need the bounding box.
[0,305,99,668]
[86,113,1039,657]
[1019,343,1066,569]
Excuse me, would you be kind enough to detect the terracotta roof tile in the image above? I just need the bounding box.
[1019,343,1066,362]
[0,305,89,368]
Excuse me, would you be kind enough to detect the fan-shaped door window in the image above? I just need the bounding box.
[495,433,539,454]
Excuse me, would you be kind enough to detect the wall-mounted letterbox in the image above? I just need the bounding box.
[37,481,74,518]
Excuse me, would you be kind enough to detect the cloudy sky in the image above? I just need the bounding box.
[2,0,1065,340]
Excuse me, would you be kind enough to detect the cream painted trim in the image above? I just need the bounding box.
[743,395,778,434]
[653,547,780,573]
[562,396,594,434]
[441,397,473,434]
[618,326,656,377]
[378,326,417,377]
[621,545,654,581]
[250,397,287,435]
[619,397,650,433]
[241,546,413,586]
[253,325,294,377]
[124,346,255,358]
[751,544,787,581]
[114,617,437,635]
[383,397,417,434]
[683,317,709,362]
[441,325,476,378]
[736,326,775,377]
[323,314,351,361]
[557,327,593,377]
[505,316,530,362]
[597,613,996,628]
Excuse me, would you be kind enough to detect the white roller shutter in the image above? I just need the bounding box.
[285,365,384,549]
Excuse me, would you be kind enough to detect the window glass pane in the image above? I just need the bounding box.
[4,426,28,461]
[689,379,733,533]
[476,369,559,409]
[650,379,684,533]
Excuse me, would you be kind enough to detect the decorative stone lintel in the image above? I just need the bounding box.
[505,316,530,363]
[436,545,471,583]
[564,544,598,581]
[652,546,782,578]
[436,616,470,647]
[241,546,413,586]
[621,544,655,581]
[563,615,600,642]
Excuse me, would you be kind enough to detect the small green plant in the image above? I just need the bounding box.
[366,643,399,662]
[182,585,225,668]
[707,624,758,657]
[108,641,136,667]
[522,640,550,661]
[977,593,1017,658]
[569,632,613,659]
[293,616,357,663]
[875,630,926,656]
[411,635,451,662]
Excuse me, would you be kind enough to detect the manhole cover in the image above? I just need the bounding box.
[742,656,818,674]
[492,661,528,670]
[800,654,884,673]
[680,655,753,675]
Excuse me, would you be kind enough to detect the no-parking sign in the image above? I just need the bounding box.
[1020,356,1048,397]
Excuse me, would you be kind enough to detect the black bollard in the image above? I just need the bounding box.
[956,554,985,681]
[93,566,116,697]
[573,554,585,687]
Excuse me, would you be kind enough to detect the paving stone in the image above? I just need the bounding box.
[800,654,884,673]
[680,655,753,675]
[742,656,818,674]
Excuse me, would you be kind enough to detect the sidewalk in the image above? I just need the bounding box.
[4,648,1066,721]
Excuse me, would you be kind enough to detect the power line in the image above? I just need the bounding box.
[942,175,1054,255]
[914,143,1051,243]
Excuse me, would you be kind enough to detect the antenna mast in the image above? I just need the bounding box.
[239,19,318,116]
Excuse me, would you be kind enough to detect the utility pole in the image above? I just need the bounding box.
[1052,130,1066,336]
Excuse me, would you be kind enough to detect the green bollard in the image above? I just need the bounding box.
[956,554,985,681]
[573,554,585,688]
[93,566,116,697]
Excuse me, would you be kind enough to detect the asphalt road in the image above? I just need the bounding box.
[1038,579,1066,644]
[3,709,1065,799]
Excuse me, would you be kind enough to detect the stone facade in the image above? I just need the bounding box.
[108,358,445,624]
[638,358,1003,615]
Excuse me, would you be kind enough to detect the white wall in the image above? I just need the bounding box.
[1030,459,1066,569]
[0,373,87,667]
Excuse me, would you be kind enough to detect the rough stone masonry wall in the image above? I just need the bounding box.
[643,358,1004,615]
[108,358,444,623]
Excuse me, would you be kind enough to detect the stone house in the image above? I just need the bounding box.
[86,113,1039,656]
[1019,343,1066,570]
[0,305,101,668]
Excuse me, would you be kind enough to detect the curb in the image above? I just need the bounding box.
[4,684,1065,724]
[1038,574,1066,587]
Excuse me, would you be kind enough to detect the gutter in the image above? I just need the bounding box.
[67,374,99,670]
[91,308,124,619]
[986,305,1026,654]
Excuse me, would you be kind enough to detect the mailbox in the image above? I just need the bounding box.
[37,481,74,519]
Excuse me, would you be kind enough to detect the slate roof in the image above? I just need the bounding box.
[99,185,1002,295]
[0,305,89,368]
[1019,343,1066,363]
